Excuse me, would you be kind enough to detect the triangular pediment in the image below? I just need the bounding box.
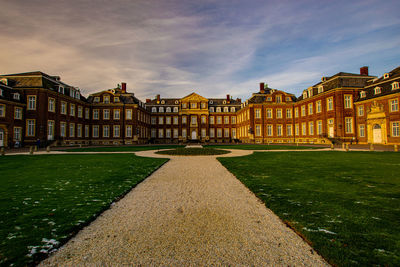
[181,92,208,102]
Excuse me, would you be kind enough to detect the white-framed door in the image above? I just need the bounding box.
[191,130,197,140]
[0,129,4,147]
[373,124,382,143]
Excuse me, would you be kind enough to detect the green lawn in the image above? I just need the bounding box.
[218,151,400,266]
[0,154,167,267]
[61,144,183,152]
[156,147,230,156]
[205,144,324,150]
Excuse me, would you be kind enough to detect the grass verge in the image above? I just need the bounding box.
[156,147,230,156]
[205,144,324,150]
[61,145,183,152]
[218,151,400,266]
[0,154,167,267]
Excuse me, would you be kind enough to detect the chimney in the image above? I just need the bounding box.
[226,94,230,103]
[360,66,369,76]
[121,82,127,93]
[146,99,151,103]
[260,82,265,93]
[156,94,160,103]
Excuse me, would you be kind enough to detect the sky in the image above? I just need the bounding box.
[0,0,399,101]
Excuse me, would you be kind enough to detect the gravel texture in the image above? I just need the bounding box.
[40,149,329,266]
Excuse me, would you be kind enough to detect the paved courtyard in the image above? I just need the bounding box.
[39,149,328,266]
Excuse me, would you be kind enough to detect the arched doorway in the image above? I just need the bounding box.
[0,128,4,147]
[191,130,197,140]
[373,124,382,144]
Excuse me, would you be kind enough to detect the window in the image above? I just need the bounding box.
[345,117,353,133]
[125,125,132,137]
[308,88,313,97]
[216,107,221,112]
[286,125,292,136]
[92,109,99,120]
[277,125,282,136]
[302,123,306,136]
[114,97,119,102]
[159,117,164,125]
[392,82,399,90]
[360,91,366,98]
[151,129,156,138]
[294,108,299,118]
[0,104,5,117]
[201,103,206,109]
[303,91,308,99]
[202,116,207,124]
[103,95,110,103]
[103,125,109,137]
[182,129,187,138]
[209,107,214,112]
[358,105,364,116]
[182,103,187,109]
[0,89,2,96]
[210,116,215,124]
[327,97,334,111]
[201,128,206,137]
[76,106,82,118]
[85,125,89,138]
[276,109,282,118]
[210,128,215,138]
[191,103,197,109]
[316,100,322,113]
[295,124,299,136]
[77,124,82,138]
[151,117,156,125]
[173,116,178,125]
[390,99,399,112]
[224,107,229,113]
[12,93,21,100]
[231,128,236,139]
[301,105,306,116]
[384,73,390,79]
[217,128,222,137]
[114,109,120,120]
[126,109,132,120]
[166,116,171,124]
[267,97,272,101]
[191,116,197,125]
[27,95,36,110]
[166,107,171,113]
[267,125,273,136]
[217,116,222,124]
[255,125,261,136]
[309,122,314,135]
[255,109,261,119]
[48,98,55,112]
[26,119,35,136]
[359,124,365,137]
[152,107,157,113]
[173,107,179,112]
[266,108,272,119]
[47,121,55,140]
[224,128,229,137]
[59,101,66,115]
[69,123,75,137]
[60,122,66,137]
[318,86,324,93]
[93,125,99,138]
[286,109,292,118]
[276,95,281,103]
[230,107,235,112]
[14,107,22,119]
[159,107,164,112]
[317,120,322,135]
[158,129,164,138]
[374,87,381,95]
[308,103,313,115]
[344,95,352,109]
[173,128,179,138]
[224,116,229,124]
[392,122,400,137]
[182,116,187,124]
[114,125,120,137]
[94,97,100,102]
[231,116,236,124]
[13,127,22,141]
[103,109,110,120]
[70,104,75,116]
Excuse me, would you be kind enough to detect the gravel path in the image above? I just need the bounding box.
[40,150,329,266]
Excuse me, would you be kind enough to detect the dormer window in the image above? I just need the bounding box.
[230,107,235,112]
[286,97,291,101]
[159,107,164,112]
[223,100,226,104]
[175,100,179,104]
[191,103,197,108]
[392,82,399,90]
[321,77,327,82]
[209,100,213,104]
[114,97,120,102]
[318,86,324,94]
[216,107,221,112]
[94,97,100,102]
[307,88,313,97]
[173,107,179,112]
[209,107,214,112]
[0,89,3,96]
[161,100,165,104]
[384,73,390,79]
[224,107,229,112]
[13,93,20,100]
[58,86,64,94]
[267,97,272,101]
[166,107,171,113]
[75,91,80,99]
[70,89,75,98]
[103,95,110,103]
[276,95,281,103]
[303,91,308,99]
[201,102,206,109]
[152,107,157,112]
[360,91,366,98]
[374,87,382,95]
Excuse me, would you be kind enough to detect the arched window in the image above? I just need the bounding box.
[152,107,157,112]
[159,107,164,112]
[173,107,179,112]
[166,107,171,113]
[209,107,214,112]
[230,107,235,112]
[216,107,221,112]
[223,107,229,112]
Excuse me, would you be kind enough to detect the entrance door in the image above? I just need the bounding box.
[373,124,382,143]
[191,130,197,140]
[328,126,334,138]
[0,129,4,147]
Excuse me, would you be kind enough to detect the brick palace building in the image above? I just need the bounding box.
[0,66,399,147]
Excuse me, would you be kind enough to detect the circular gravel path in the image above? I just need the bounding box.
[40,149,329,266]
